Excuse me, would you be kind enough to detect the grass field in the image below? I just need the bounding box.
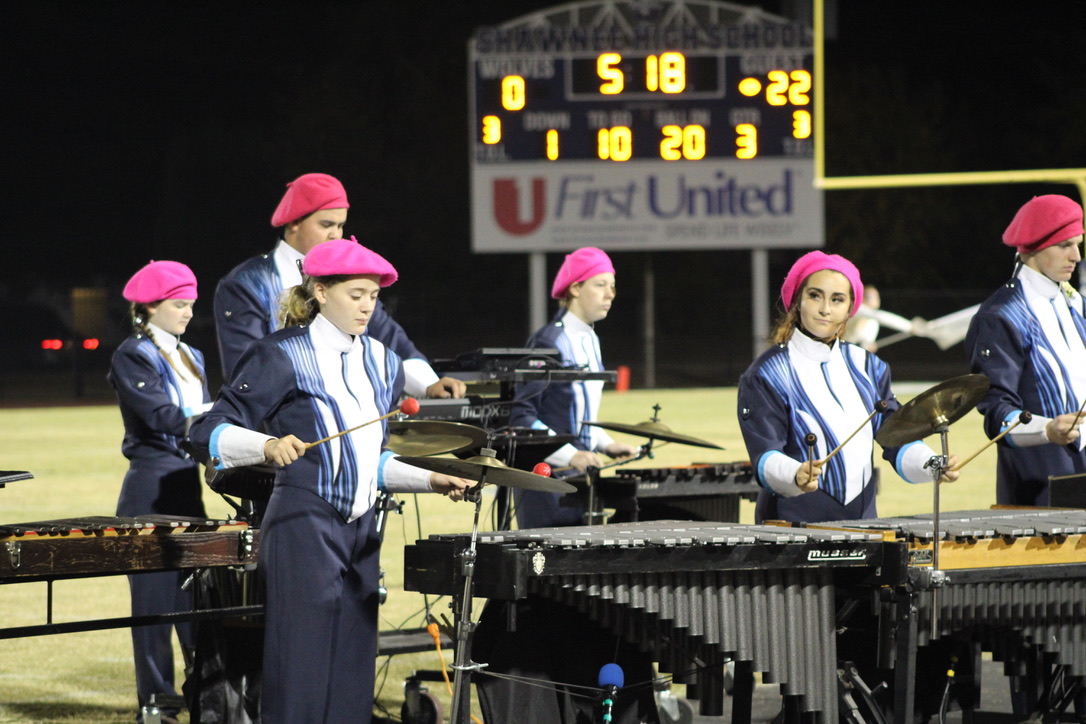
[0,385,999,723]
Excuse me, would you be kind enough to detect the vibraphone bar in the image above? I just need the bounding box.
[405,520,886,720]
[813,508,1086,724]
[0,515,260,638]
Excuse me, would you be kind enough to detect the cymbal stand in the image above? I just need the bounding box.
[490,431,515,530]
[922,419,951,638]
[449,473,489,724]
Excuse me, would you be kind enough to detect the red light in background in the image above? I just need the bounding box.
[82,338,100,350]
[41,339,63,350]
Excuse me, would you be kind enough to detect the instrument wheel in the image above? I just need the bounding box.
[401,690,443,724]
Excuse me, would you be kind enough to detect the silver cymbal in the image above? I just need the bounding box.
[387,420,488,456]
[395,453,575,493]
[582,420,724,449]
[875,374,989,447]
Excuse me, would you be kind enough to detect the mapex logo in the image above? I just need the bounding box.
[806,548,868,562]
[492,170,796,236]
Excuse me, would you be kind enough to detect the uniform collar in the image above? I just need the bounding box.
[789,327,836,363]
[275,239,306,287]
[1017,263,1062,301]
[146,322,179,353]
[310,313,359,354]
[560,309,594,334]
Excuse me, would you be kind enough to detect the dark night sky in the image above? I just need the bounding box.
[5,0,1086,386]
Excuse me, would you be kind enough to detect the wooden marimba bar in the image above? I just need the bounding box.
[0,515,260,639]
[0,515,257,583]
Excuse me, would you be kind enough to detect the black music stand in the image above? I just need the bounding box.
[1050,473,1086,508]
[0,471,33,489]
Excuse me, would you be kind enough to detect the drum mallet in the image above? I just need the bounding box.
[305,398,421,449]
[948,411,1031,473]
[1074,396,1086,423]
[816,400,890,466]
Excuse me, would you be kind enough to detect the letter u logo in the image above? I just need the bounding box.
[493,178,545,235]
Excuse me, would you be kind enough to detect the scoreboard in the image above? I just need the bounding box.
[469,1,824,253]
[475,50,813,163]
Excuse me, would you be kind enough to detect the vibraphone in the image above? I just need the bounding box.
[404,520,888,721]
[596,462,761,522]
[812,508,1086,724]
[0,515,259,638]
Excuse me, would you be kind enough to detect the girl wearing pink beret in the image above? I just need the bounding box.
[737,251,958,523]
[189,238,469,724]
[108,260,212,723]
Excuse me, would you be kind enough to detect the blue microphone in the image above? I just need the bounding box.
[598,663,624,723]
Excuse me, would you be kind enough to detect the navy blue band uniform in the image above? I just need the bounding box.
[966,264,1086,506]
[738,332,940,524]
[109,324,210,721]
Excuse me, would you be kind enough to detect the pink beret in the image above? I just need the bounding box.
[123,261,198,303]
[302,237,398,287]
[780,251,864,317]
[551,247,616,299]
[1002,195,1084,253]
[270,173,350,227]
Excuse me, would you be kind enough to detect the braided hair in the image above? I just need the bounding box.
[129,302,204,384]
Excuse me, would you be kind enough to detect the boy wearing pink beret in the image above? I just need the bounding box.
[509,247,638,528]
[477,247,657,724]
[966,194,1086,507]
[213,172,464,400]
[109,260,212,723]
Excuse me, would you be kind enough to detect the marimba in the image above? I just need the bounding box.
[0,515,260,639]
[0,515,257,582]
[814,508,1086,723]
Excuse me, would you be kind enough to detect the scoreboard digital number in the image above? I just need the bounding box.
[472,49,814,163]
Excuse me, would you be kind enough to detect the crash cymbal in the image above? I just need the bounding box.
[387,420,488,457]
[875,374,989,447]
[582,420,724,450]
[395,453,576,493]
